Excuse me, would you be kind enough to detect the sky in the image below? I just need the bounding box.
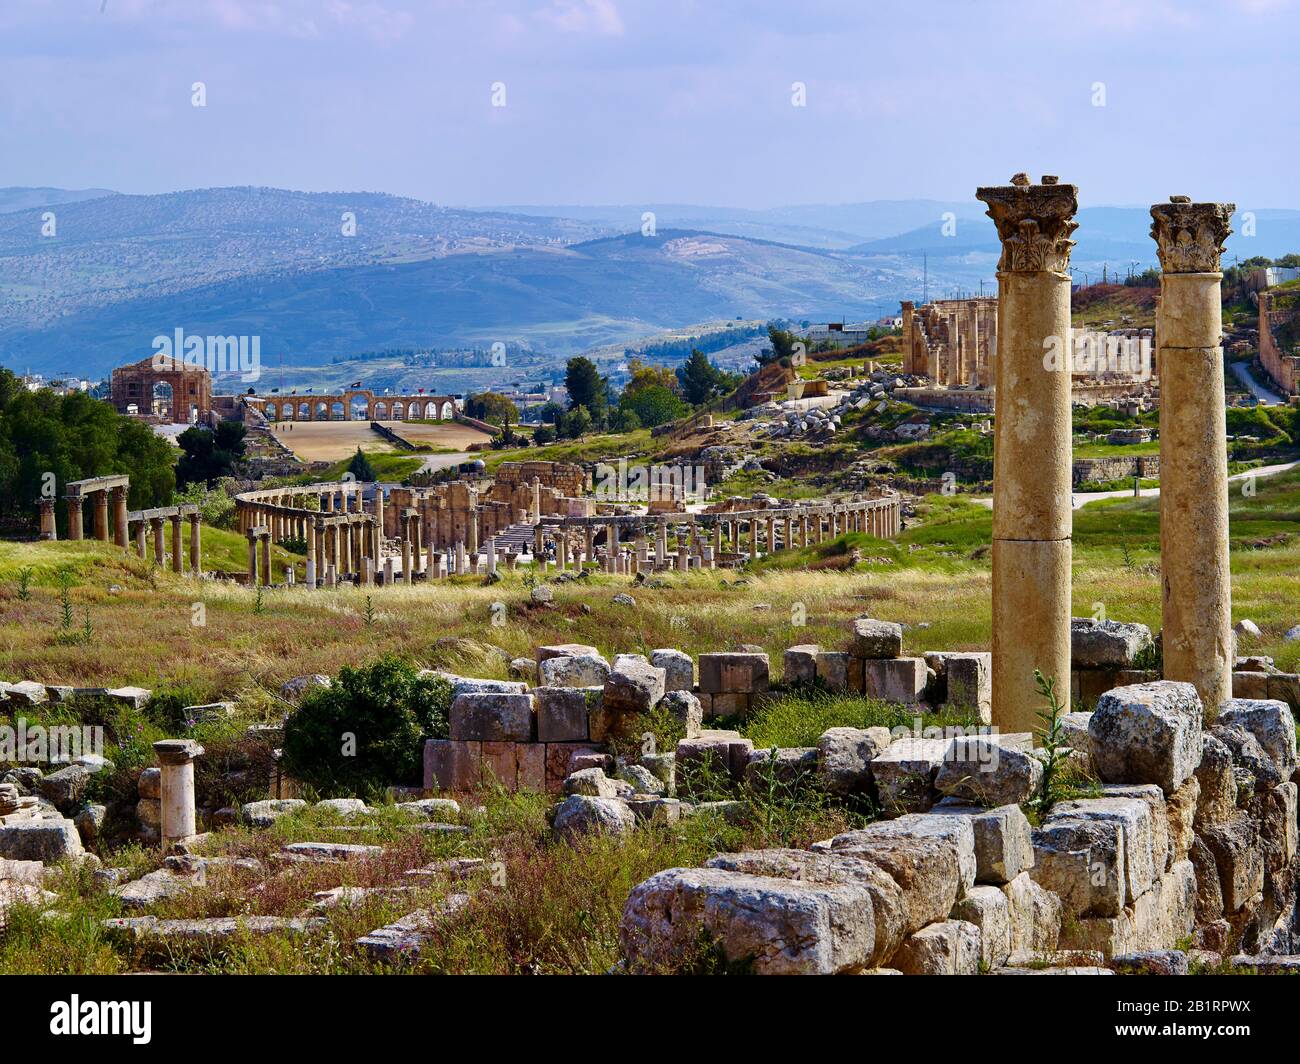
[1,0,1298,210]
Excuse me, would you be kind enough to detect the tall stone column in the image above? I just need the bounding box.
[246,530,259,584]
[38,499,57,540]
[151,517,165,565]
[93,489,110,541]
[977,175,1078,735]
[169,515,183,573]
[306,519,319,589]
[67,496,84,540]
[189,514,202,576]
[153,739,203,849]
[531,477,542,524]
[1151,196,1235,711]
[260,532,272,586]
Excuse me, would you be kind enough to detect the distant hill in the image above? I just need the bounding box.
[0,186,115,215]
[0,228,916,376]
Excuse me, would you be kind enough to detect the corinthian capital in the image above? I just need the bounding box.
[1149,197,1234,274]
[976,174,1079,274]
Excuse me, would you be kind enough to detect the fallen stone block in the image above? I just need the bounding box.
[355,895,471,962]
[1070,617,1153,669]
[930,802,1034,885]
[538,653,611,689]
[703,848,907,968]
[893,919,981,975]
[1050,796,1156,903]
[849,618,902,659]
[1031,817,1126,917]
[620,867,879,975]
[602,656,667,715]
[815,726,891,797]
[863,657,927,705]
[697,652,769,695]
[870,737,947,814]
[934,735,1041,807]
[953,886,1011,970]
[1194,734,1237,827]
[1088,680,1203,794]
[659,690,703,738]
[449,692,535,743]
[552,795,635,840]
[1217,698,1296,779]
[817,832,962,932]
[0,818,83,863]
[923,651,992,721]
[650,649,694,692]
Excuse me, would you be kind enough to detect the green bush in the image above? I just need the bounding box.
[281,656,453,798]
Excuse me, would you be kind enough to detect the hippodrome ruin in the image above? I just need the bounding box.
[7,178,1300,977]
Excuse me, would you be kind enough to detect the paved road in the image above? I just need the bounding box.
[972,459,1300,511]
[1230,359,1286,406]
[417,451,472,474]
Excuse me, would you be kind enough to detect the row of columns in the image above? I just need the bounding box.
[130,512,202,576]
[979,174,1235,732]
[38,485,129,546]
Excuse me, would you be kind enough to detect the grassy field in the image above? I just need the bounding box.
[3,467,1298,702]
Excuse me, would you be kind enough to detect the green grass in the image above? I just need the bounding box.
[318,451,428,482]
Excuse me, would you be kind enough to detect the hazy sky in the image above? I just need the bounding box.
[2,0,1297,209]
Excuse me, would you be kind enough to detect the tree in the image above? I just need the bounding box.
[465,392,519,428]
[620,384,686,428]
[347,448,377,481]
[758,324,800,366]
[0,370,174,533]
[565,357,609,424]
[623,358,678,397]
[677,348,730,405]
[609,407,641,433]
[533,424,557,445]
[556,405,593,439]
[176,423,245,489]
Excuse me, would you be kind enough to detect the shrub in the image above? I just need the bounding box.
[281,656,453,798]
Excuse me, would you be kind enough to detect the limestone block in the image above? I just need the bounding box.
[1070,617,1154,669]
[816,726,891,797]
[603,656,667,714]
[870,737,947,814]
[1217,698,1297,779]
[863,657,927,704]
[544,743,599,793]
[534,687,590,743]
[650,649,695,692]
[1099,784,1170,877]
[1263,781,1298,874]
[743,748,818,791]
[1164,776,1200,864]
[1232,672,1271,700]
[1047,796,1155,903]
[137,767,161,801]
[1200,815,1264,912]
[836,812,976,893]
[449,693,535,743]
[675,731,753,792]
[782,644,821,685]
[562,767,622,798]
[0,818,83,862]
[448,677,527,699]
[1031,816,1126,917]
[620,867,879,975]
[697,652,769,695]
[849,618,902,659]
[552,795,634,841]
[1088,680,1204,794]
[535,642,600,663]
[479,742,517,791]
[538,653,611,688]
[704,848,906,968]
[931,651,992,721]
[1161,859,1197,947]
[1194,734,1237,827]
[817,832,963,932]
[893,920,981,975]
[659,690,703,738]
[931,802,1034,885]
[1003,871,1062,956]
[953,885,1012,970]
[815,651,852,692]
[934,735,1041,807]
[423,739,482,792]
[516,743,546,792]
[1212,723,1282,791]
